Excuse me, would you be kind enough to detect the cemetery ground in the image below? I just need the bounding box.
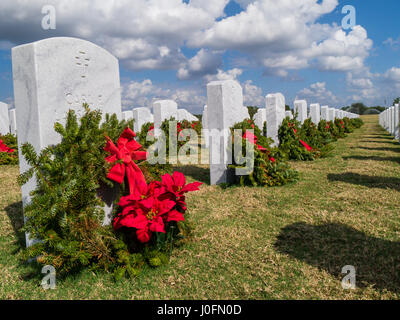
[1,115,400,300]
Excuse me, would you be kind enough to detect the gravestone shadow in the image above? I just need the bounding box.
[360,140,400,145]
[343,155,400,164]
[172,165,210,185]
[362,135,393,140]
[351,146,400,153]
[327,172,400,191]
[3,202,43,282]
[274,222,400,293]
[4,201,25,250]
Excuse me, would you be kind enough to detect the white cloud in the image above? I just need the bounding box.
[0,0,374,77]
[0,0,229,71]
[203,68,243,82]
[298,82,338,105]
[177,49,222,80]
[189,0,372,76]
[243,80,265,107]
[122,79,205,113]
[383,37,400,50]
[384,67,400,82]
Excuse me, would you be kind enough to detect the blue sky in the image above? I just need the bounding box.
[0,0,399,113]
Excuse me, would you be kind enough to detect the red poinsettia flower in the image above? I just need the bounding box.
[0,139,14,153]
[161,171,202,198]
[131,196,177,243]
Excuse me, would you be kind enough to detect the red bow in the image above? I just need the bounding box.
[299,139,312,151]
[243,131,266,152]
[0,139,14,153]
[290,126,312,152]
[243,131,275,162]
[104,128,148,195]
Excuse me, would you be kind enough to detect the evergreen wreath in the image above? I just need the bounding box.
[228,119,299,187]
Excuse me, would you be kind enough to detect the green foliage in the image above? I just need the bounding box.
[350,117,364,129]
[159,117,201,160]
[278,117,315,161]
[247,106,259,120]
[300,119,335,158]
[228,119,298,187]
[19,105,128,275]
[0,133,18,165]
[136,121,173,181]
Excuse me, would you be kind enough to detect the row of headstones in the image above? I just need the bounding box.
[8,36,360,245]
[0,102,17,135]
[121,103,199,135]
[201,80,360,185]
[379,104,400,141]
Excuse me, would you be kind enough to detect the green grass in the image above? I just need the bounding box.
[1,115,400,299]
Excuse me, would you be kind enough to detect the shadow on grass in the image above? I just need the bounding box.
[4,201,100,282]
[343,155,400,164]
[352,146,400,153]
[4,202,44,282]
[274,222,400,293]
[327,172,400,191]
[172,165,210,185]
[360,140,400,145]
[362,135,394,140]
[4,201,25,249]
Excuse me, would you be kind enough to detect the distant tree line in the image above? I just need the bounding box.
[341,98,400,115]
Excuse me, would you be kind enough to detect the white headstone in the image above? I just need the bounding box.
[202,105,209,148]
[266,93,286,146]
[321,106,329,121]
[133,107,154,134]
[328,108,336,122]
[294,100,307,124]
[177,109,199,122]
[238,106,250,124]
[335,109,340,121]
[285,110,293,119]
[207,80,247,185]
[391,106,395,136]
[0,102,10,135]
[122,110,133,122]
[254,108,266,133]
[310,103,320,124]
[12,37,123,245]
[9,108,17,135]
[153,100,178,136]
[394,104,399,140]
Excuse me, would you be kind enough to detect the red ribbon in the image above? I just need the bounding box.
[299,140,312,151]
[243,131,275,162]
[290,126,312,152]
[104,128,148,195]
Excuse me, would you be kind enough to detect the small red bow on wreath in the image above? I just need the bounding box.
[243,131,275,163]
[104,128,148,195]
[289,125,312,152]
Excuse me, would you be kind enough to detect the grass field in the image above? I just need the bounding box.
[1,115,400,300]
